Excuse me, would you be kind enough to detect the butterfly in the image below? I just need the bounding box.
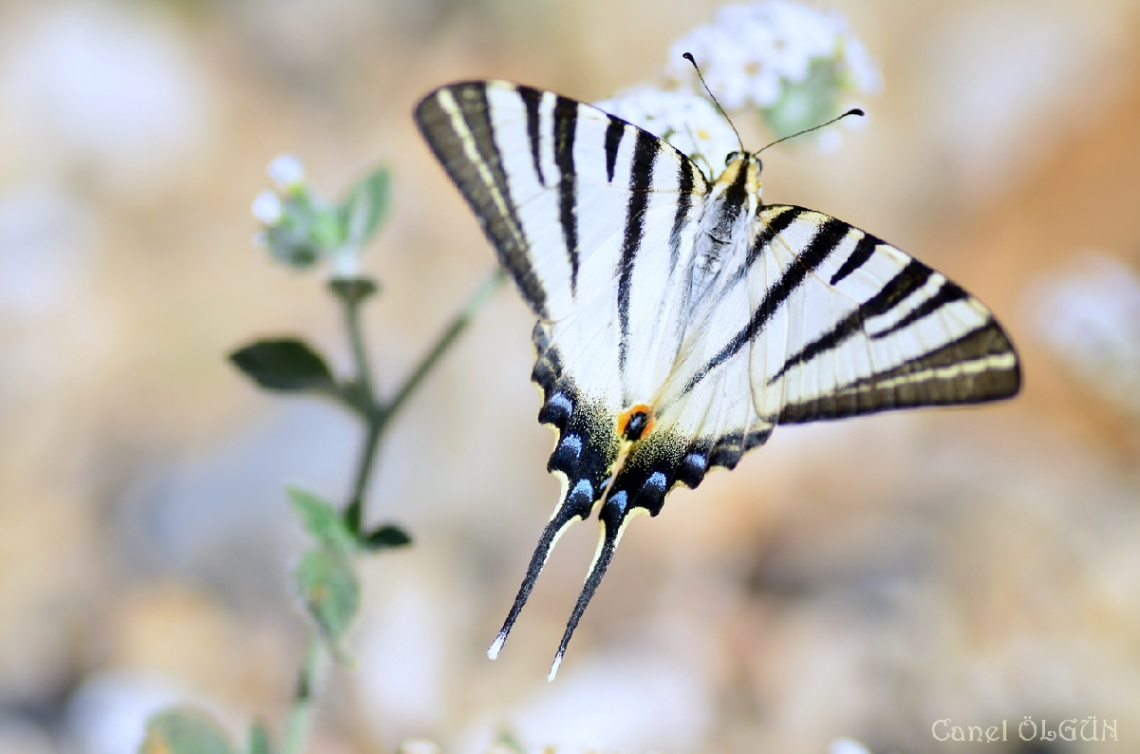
[414,80,1020,680]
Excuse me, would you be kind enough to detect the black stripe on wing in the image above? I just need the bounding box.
[777,319,1020,423]
[680,215,850,397]
[616,129,661,376]
[414,82,549,318]
[520,87,545,187]
[768,258,934,383]
[604,117,624,183]
[870,278,968,340]
[829,232,879,285]
[729,204,806,285]
[668,158,699,270]
[554,96,580,297]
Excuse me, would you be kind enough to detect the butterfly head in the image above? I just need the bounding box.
[718,151,764,199]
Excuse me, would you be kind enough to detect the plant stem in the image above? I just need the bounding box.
[377,266,507,433]
[284,267,505,754]
[336,279,382,519]
[346,266,506,520]
[282,638,323,754]
[349,416,383,513]
[339,280,377,409]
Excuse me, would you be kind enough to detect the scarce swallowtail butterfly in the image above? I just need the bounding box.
[414,80,1020,680]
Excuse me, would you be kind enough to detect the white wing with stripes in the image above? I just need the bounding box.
[414,80,1020,679]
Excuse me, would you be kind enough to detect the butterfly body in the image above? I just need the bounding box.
[415,80,1019,678]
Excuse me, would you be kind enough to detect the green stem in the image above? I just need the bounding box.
[349,416,383,514]
[349,267,506,516]
[283,268,505,754]
[335,279,382,525]
[377,266,507,433]
[282,638,323,754]
[339,281,376,409]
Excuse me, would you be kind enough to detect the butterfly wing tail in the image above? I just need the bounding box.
[488,484,593,659]
[546,497,646,681]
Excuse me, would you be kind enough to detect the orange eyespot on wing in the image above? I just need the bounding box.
[617,402,655,442]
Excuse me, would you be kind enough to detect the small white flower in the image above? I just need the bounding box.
[595,86,740,176]
[267,153,305,190]
[251,190,283,225]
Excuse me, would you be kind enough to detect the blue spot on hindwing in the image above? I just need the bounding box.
[606,491,628,517]
[548,433,583,475]
[645,471,667,492]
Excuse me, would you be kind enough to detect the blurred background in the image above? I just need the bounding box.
[2,0,1140,752]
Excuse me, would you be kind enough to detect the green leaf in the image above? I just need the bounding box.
[287,488,355,553]
[248,720,273,754]
[296,546,360,648]
[229,339,336,393]
[339,166,390,248]
[360,524,412,551]
[140,708,235,754]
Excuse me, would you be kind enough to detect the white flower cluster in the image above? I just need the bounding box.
[251,154,305,248]
[594,86,741,176]
[665,1,880,111]
[1029,253,1140,416]
[594,1,880,169]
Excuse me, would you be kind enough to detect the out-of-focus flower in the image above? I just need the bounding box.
[659,1,880,143]
[250,155,390,277]
[594,86,741,176]
[250,156,328,270]
[250,190,283,225]
[267,153,305,192]
[666,2,880,108]
[593,2,879,167]
[828,737,874,754]
[1028,253,1140,416]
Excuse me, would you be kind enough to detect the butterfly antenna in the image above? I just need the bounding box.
[682,51,744,153]
[488,504,584,660]
[755,108,865,155]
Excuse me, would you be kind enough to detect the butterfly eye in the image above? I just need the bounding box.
[725,151,740,166]
[754,156,763,173]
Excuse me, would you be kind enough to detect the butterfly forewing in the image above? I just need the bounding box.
[745,208,1019,421]
[414,79,1020,678]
